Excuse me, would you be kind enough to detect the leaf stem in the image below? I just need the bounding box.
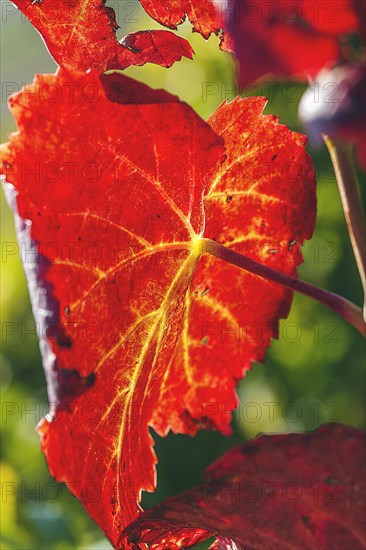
[323,135,366,320]
[201,238,365,336]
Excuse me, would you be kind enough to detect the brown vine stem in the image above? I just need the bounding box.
[323,135,366,320]
[201,238,366,337]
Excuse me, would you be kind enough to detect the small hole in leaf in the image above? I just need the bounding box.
[201,336,208,345]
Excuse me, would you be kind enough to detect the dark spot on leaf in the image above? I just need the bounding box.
[57,335,72,349]
[271,154,278,161]
[78,236,81,241]
[226,195,233,203]
[241,444,260,456]
[38,211,42,217]
[65,306,70,316]
[157,214,161,219]
[57,369,95,402]
[324,476,341,486]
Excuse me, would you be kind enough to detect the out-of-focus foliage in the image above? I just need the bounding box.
[0,1,365,549]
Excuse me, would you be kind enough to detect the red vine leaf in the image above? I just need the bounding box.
[12,0,193,70]
[124,424,366,550]
[1,69,315,545]
[300,0,363,35]
[139,0,230,46]
[228,0,363,86]
[157,96,316,434]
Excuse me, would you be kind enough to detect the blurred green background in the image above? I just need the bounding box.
[1,1,365,548]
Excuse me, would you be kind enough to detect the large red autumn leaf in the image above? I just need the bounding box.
[228,0,363,86]
[124,424,366,549]
[12,0,193,70]
[1,69,315,545]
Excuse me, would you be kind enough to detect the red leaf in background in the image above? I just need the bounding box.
[124,424,366,550]
[11,0,193,70]
[139,0,230,46]
[228,0,363,86]
[117,30,193,69]
[1,69,315,545]
[301,0,362,36]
